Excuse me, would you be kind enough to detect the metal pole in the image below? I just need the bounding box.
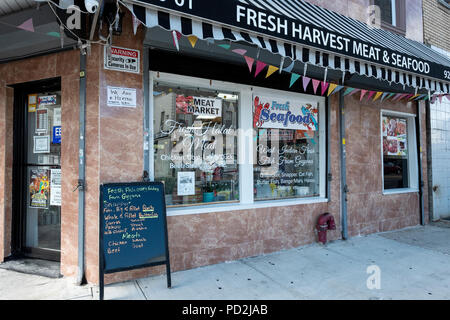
[416,101,425,226]
[76,49,87,285]
[143,47,150,181]
[339,89,348,240]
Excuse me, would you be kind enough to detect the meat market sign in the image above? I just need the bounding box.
[132,0,450,82]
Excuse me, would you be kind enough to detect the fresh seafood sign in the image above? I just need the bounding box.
[253,95,318,130]
[383,116,408,157]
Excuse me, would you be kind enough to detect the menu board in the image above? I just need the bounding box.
[100,182,170,274]
[382,116,408,157]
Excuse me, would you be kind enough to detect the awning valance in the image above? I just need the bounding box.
[124,0,450,94]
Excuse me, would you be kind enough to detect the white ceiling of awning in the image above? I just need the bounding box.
[0,0,37,16]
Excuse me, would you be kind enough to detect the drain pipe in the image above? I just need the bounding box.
[76,49,87,285]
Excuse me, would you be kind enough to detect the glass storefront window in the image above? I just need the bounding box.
[253,94,321,200]
[153,83,239,207]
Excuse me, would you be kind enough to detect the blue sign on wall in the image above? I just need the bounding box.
[52,126,61,144]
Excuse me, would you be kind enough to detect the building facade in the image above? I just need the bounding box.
[422,0,450,221]
[0,0,449,286]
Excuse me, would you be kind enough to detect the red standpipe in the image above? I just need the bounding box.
[316,213,336,245]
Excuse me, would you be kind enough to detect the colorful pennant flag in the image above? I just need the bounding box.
[366,91,376,101]
[312,79,321,94]
[327,83,338,96]
[334,86,345,95]
[360,90,368,101]
[232,49,247,55]
[266,65,279,78]
[386,93,396,101]
[303,77,311,92]
[290,73,301,88]
[349,88,361,96]
[255,61,267,77]
[188,35,198,48]
[408,94,420,101]
[17,18,34,32]
[283,61,295,73]
[244,56,254,73]
[218,44,231,50]
[321,82,329,96]
[343,87,356,96]
[380,92,389,102]
[373,92,383,102]
[46,32,60,38]
[172,30,182,51]
[132,15,140,35]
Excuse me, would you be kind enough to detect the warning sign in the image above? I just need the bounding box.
[104,46,140,74]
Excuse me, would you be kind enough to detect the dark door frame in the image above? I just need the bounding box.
[11,77,61,262]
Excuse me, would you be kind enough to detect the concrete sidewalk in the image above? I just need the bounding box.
[1,224,450,300]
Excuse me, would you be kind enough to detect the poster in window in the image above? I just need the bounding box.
[253,95,318,131]
[177,171,196,196]
[33,135,50,154]
[29,169,50,209]
[382,116,407,156]
[36,108,49,133]
[50,169,61,206]
[28,94,37,113]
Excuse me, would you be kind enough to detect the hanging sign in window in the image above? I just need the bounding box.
[176,95,222,118]
[253,95,318,131]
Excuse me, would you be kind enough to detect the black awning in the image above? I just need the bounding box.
[0,4,78,64]
[125,0,450,94]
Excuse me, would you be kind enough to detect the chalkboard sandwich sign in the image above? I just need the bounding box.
[99,182,171,300]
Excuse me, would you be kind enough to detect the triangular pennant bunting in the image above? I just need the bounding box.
[244,56,254,73]
[312,79,320,94]
[290,73,301,88]
[172,30,182,51]
[232,49,247,55]
[132,15,140,35]
[360,90,368,101]
[188,35,198,48]
[254,61,267,77]
[17,18,34,32]
[321,82,329,96]
[333,86,345,94]
[386,93,396,101]
[218,44,231,50]
[327,83,338,96]
[266,65,279,78]
[343,87,355,96]
[283,61,295,73]
[373,92,383,102]
[303,77,311,92]
[380,92,389,102]
[366,91,376,101]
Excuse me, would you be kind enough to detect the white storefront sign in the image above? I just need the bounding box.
[104,46,140,74]
[107,87,137,108]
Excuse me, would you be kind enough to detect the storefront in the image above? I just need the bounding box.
[0,0,449,285]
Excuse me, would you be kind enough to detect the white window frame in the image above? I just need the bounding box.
[391,0,397,27]
[150,71,328,216]
[380,109,419,195]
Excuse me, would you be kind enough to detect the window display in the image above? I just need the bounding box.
[382,115,409,189]
[153,83,239,207]
[253,94,321,200]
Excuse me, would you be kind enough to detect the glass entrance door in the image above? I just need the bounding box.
[23,89,62,259]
